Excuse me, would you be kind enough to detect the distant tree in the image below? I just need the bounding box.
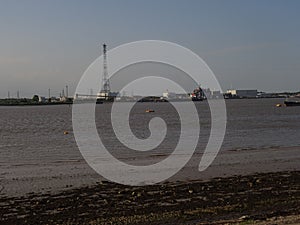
[32,95,39,102]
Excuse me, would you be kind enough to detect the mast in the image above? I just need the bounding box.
[102,44,110,96]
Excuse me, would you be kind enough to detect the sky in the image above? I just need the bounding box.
[0,0,300,97]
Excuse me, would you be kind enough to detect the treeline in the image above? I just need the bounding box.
[0,98,37,106]
[0,97,72,106]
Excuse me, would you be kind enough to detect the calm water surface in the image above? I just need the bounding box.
[0,98,300,166]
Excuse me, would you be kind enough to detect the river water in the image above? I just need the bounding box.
[0,98,300,166]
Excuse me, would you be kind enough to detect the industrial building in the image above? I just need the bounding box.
[226,89,258,98]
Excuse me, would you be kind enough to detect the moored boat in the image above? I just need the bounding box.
[284,95,300,106]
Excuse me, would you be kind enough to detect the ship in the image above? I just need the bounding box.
[284,94,300,106]
[190,87,206,101]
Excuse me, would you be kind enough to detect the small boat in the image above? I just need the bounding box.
[284,95,300,106]
[145,109,155,113]
[284,100,300,106]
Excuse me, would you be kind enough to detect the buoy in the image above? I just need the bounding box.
[64,131,69,135]
[276,104,282,107]
[145,109,155,113]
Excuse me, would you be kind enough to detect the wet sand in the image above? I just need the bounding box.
[0,146,299,224]
[1,146,299,197]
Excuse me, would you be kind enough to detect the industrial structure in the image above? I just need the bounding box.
[73,44,118,102]
[96,44,118,102]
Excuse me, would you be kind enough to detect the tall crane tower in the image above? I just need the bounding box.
[76,44,116,101]
[101,43,110,95]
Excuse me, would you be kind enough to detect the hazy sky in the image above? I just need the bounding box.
[1,0,300,97]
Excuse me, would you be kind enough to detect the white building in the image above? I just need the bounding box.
[162,90,177,99]
[211,90,222,99]
[38,96,46,103]
[226,89,258,98]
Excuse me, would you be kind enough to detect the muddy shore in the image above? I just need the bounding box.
[1,171,299,225]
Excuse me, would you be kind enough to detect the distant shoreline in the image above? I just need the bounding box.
[0,97,287,106]
[0,102,72,106]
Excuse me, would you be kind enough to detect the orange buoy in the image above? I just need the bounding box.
[145,109,155,113]
[64,131,69,135]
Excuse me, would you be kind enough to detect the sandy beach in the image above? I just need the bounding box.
[1,146,299,197]
[1,146,299,224]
